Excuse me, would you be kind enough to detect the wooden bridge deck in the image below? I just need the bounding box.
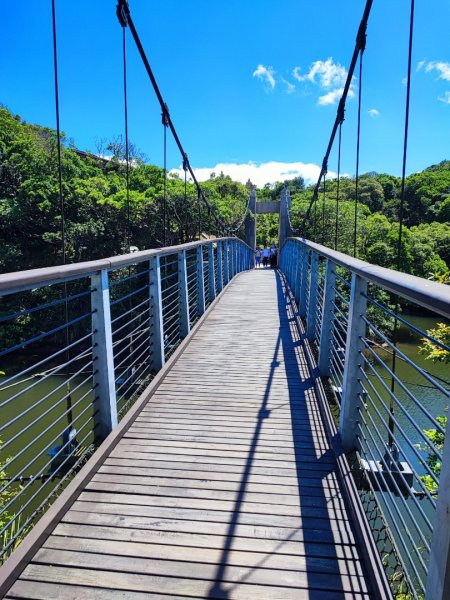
[5,269,376,599]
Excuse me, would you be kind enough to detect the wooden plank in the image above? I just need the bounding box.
[16,564,371,600]
[6,580,177,599]
[29,548,371,595]
[51,521,361,561]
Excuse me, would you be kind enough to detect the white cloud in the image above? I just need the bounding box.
[293,58,348,88]
[318,87,354,106]
[171,161,337,188]
[438,91,450,104]
[368,108,380,117]
[293,58,355,106]
[253,64,276,89]
[416,60,426,72]
[281,78,295,94]
[401,77,407,86]
[425,61,450,81]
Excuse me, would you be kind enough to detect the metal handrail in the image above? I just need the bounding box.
[291,237,450,319]
[281,237,450,600]
[0,238,252,297]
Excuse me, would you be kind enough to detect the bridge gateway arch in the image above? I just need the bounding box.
[244,186,292,253]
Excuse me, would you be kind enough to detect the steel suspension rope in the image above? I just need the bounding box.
[121,25,131,252]
[322,169,327,244]
[388,0,415,453]
[353,40,365,258]
[296,0,373,238]
[335,111,344,250]
[162,109,169,246]
[51,0,73,430]
[116,0,228,238]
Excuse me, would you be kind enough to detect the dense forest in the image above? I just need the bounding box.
[1,105,449,282]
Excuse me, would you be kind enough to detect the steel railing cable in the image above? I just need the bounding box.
[354,37,365,258]
[296,0,373,237]
[388,0,415,455]
[116,0,228,237]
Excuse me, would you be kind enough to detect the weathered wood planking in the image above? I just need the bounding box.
[5,270,375,599]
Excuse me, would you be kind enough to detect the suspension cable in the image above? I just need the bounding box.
[322,167,327,244]
[335,113,344,250]
[297,0,373,237]
[162,109,169,246]
[354,44,365,258]
[116,0,227,235]
[121,26,131,252]
[51,0,73,427]
[388,0,415,452]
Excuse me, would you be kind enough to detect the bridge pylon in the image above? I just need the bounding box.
[244,185,256,253]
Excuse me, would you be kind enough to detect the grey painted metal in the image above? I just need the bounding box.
[216,241,224,293]
[306,252,319,340]
[318,259,336,376]
[339,273,368,452]
[196,245,206,316]
[299,248,309,318]
[90,270,118,440]
[426,401,450,600]
[290,237,450,319]
[149,256,165,372]
[244,187,256,255]
[223,240,230,285]
[208,243,216,302]
[255,200,280,214]
[178,250,190,338]
[278,188,292,251]
[0,237,253,298]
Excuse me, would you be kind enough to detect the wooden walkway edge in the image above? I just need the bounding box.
[1,270,390,599]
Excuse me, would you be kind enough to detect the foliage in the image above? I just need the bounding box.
[419,323,450,364]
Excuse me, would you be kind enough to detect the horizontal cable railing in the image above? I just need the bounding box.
[281,237,450,600]
[0,237,252,563]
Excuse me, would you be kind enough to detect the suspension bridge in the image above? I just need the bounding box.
[1,1,450,599]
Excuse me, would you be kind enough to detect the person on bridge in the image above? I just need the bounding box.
[270,244,278,268]
[255,247,261,268]
[262,245,270,267]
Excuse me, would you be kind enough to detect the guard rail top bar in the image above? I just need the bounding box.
[0,238,252,297]
[290,237,450,319]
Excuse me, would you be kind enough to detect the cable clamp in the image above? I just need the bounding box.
[356,22,367,53]
[162,103,170,126]
[182,153,189,172]
[337,99,346,124]
[116,0,130,27]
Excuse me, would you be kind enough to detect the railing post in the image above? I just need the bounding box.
[426,404,450,600]
[217,241,223,293]
[339,273,367,452]
[196,245,206,316]
[91,269,118,439]
[223,240,230,285]
[233,240,237,277]
[208,243,216,301]
[299,247,309,318]
[318,259,336,376]
[149,255,165,372]
[306,251,319,340]
[178,249,190,337]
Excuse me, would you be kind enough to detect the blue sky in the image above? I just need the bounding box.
[1,1,449,186]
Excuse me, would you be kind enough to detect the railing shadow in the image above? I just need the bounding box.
[206,270,368,598]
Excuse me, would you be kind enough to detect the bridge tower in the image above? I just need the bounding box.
[253,187,292,251]
[244,185,256,252]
